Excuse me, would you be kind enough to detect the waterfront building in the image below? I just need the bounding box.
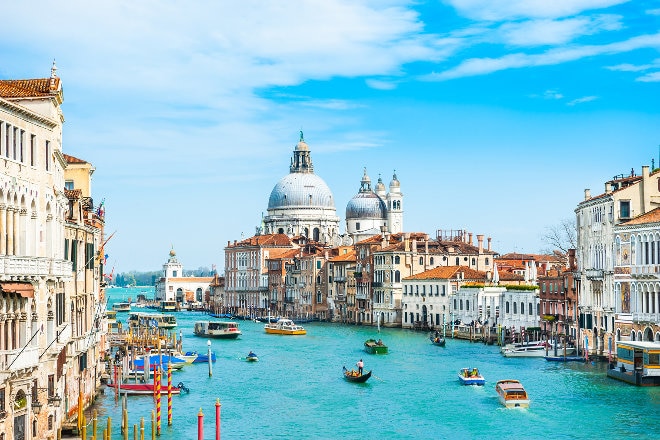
[283,241,330,320]
[345,169,403,243]
[0,64,106,437]
[537,249,579,344]
[576,165,660,358]
[402,266,487,330]
[208,273,225,315]
[154,249,213,307]
[327,246,356,323]
[612,207,660,345]
[259,133,340,243]
[266,248,298,317]
[372,230,496,328]
[224,234,295,315]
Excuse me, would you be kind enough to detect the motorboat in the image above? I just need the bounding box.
[501,341,575,358]
[364,339,388,354]
[246,352,258,362]
[458,367,485,386]
[264,319,306,335]
[193,321,242,339]
[495,379,529,408]
[112,302,131,312]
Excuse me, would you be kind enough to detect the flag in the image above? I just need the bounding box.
[97,231,116,263]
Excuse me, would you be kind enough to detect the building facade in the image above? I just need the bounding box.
[154,249,213,306]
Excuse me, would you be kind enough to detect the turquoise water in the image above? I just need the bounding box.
[96,288,660,439]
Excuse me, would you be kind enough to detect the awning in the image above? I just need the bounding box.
[0,282,35,298]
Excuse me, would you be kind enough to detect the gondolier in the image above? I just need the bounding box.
[357,359,364,375]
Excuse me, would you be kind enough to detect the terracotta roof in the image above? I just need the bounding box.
[328,250,356,262]
[166,277,214,283]
[267,248,299,259]
[63,153,87,164]
[620,207,660,226]
[228,234,293,248]
[0,78,60,98]
[64,188,82,199]
[404,266,487,281]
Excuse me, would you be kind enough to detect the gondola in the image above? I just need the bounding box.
[429,334,446,347]
[343,366,372,383]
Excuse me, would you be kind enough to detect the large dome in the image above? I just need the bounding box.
[268,173,335,210]
[346,192,386,219]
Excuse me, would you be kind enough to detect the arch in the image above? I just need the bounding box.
[644,327,654,341]
[196,288,203,302]
[616,328,621,341]
[313,228,320,242]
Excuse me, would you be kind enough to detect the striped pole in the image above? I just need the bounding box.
[156,369,161,435]
[167,362,172,426]
[197,408,204,440]
[215,398,221,440]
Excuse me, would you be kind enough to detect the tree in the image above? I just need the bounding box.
[540,217,577,267]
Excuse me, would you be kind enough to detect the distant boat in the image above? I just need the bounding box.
[246,352,258,362]
[343,366,372,383]
[264,319,306,335]
[364,339,388,354]
[458,367,485,386]
[159,300,178,312]
[429,333,446,347]
[185,351,217,363]
[193,321,242,339]
[112,302,131,312]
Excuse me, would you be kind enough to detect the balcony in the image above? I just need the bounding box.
[372,282,383,288]
[585,269,604,280]
[0,256,73,280]
[0,346,39,371]
[631,265,660,279]
[356,293,368,300]
[334,276,347,283]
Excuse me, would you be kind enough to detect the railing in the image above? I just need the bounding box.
[631,265,660,276]
[356,293,368,300]
[585,269,604,280]
[334,276,347,282]
[372,282,383,288]
[0,346,39,371]
[0,256,72,279]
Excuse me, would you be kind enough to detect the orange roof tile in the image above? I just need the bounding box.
[63,153,87,164]
[0,78,60,98]
[404,266,487,281]
[620,207,660,226]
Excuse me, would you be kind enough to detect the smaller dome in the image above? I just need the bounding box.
[390,171,400,189]
[375,176,386,195]
[346,192,387,220]
[169,249,176,257]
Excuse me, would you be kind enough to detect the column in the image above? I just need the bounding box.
[12,206,19,256]
[6,207,14,256]
[0,203,6,255]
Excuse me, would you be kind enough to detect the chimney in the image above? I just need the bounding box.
[604,182,611,194]
[477,235,484,253]
[642,165,651,214]
[487,237,492,252]
[412,237,417,253]
[227,241,231,246]
[468,232,473,245]
[584,189,591,200]
[404,233,410,252]
[568,248,576,271]
[424,234,429,253]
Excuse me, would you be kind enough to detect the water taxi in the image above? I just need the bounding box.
[607,341,660,386]
[264,319,306,335]
[364,339,388,354]
[495,379,529,408]
[501,341,575,358]
[193,321,242,339]
[159,300,178,312]
[458,367,485,386]
[128,312,177,329]
[112,302,131,312]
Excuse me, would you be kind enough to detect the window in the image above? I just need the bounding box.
[430,257,434,265]
[317,260,321,269]
[419,257,423,265]
[316,292,322,303]
[466,300,470,310]
[355,222,360,230]
[521,302,525,314]
[529,303,533,315]
[395,256,400,264]
[620,200,630,219]
[65,180,74,190]
[455,257,459,265]
[513,302,517,314]
[30,134,36,166]
[45,140,51,171]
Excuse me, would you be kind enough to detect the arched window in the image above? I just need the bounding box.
[313,228,320,241]
[513,302,517,314]
[521,302,525,314]
[394,271,400,282]
[529,303,533,315]
[505,301,510,313]
[471,258,476,265]
[430,257,434,265]
[455,257,459,265]
[466,300,470,310]
[395,256,400,264]
[419,257,423,265]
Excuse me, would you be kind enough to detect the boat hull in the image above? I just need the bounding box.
[495,380,529,408]
[430,336,446,347]
[264,319,306,335]
[364,339,388,354]
[343,367,372,383]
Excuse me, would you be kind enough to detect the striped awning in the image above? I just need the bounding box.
[0,282,34,298]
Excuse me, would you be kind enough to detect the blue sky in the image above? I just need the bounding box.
[1,0,658,272]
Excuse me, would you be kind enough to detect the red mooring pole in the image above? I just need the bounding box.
[215,398,221,440]
[197,408,204,440]
[167,363,172,426]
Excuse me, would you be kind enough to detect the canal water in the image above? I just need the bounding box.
[96,288,660,439]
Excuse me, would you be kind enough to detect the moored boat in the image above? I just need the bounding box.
[607,341,660,386]
[185,351,217,363]
[495,379,529,408]
[264,319,306,335]
[343,366,372,383]
[193,321,242,339]
[106,381,188,395]
[132,355,187,371]
[364,339,388,354]
[112,302,131,312]
[458,367,485,386]
[501,341,575,358]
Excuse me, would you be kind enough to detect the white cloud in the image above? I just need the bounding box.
[606,59,660,71]
[497,15,623,47]
[445,0,630,21]
[567,96,598,105]
[425,32,660,80]
[544,90,564,99]
[637,71,660,82]
[365,79,399,90]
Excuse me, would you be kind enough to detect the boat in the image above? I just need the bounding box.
[193,321,242,339]
[364,339,388,354]
[429,332,446,347]
[544,355,586,362]
[112,302,131,312]
[264,319,306,335]
[501,341,575,358]
[342,366,372,383]
[106,381,188,395]
[607,341,660,386]
[246,352,258,362]
[128,312,177,330]
[131,355,187,371]
[495,379,530,408]
[458,367,485,386]
[159,300,178,312]
[185,351,217,363]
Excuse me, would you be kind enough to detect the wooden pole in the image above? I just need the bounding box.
[81,414,87,440]
[140,417,145,440]
[107,416,112,439]
[93,409,98,440]
[151,410,155,440]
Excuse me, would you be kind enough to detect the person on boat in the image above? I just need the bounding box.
[248,351,256,358]
[377,339,383,345]
[357,359,364,375]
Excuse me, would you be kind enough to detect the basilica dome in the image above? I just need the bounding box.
[268,173,335,210]
[346,192,386,220]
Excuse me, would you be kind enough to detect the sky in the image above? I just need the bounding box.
[1,0,659,272]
